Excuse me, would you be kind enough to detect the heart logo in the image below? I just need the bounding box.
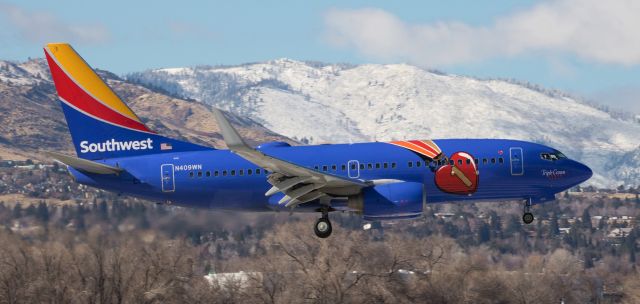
[435,152,479,195]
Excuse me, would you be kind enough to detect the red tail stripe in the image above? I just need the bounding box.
[45,52,152,133]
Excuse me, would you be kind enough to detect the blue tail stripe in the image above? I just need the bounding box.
[60,101,212,160]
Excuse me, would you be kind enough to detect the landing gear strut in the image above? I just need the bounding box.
[314,208,332,238]
[522,199,534,224]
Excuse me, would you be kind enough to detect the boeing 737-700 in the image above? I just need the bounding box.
[42,43,593,238]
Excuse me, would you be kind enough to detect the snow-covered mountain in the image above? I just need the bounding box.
[0,59,290,161]
[128,59,640,188]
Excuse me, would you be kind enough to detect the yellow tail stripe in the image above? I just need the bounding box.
[45,43,141,122]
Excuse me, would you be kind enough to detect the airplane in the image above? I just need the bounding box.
[42,43,593,238]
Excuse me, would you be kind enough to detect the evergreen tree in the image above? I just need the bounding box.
[25,204,37,217]
[443,221,459,238]
[98,201,109,221]
[74,205,86,232]
[478,222,491,244]
[598,217,607,231]
[504,215,521,237]
[489,211,503,239]
[548,215,560,237]
[583,250,594,268]
[12,203,22,219]
[582,209,593,230]
[36,201,49,223]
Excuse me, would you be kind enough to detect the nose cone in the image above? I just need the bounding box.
[573,160,593,184]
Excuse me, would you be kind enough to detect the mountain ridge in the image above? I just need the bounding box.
[127,59,640,188]
[0,59,292,161]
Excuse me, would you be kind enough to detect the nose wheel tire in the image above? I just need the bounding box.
[522,212,534,224]
[314,217,332,238]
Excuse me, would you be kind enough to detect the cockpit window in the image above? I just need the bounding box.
[540,151,567,161]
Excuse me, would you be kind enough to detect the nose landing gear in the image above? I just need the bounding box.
[314,207,333,238]
[522,198,534,224]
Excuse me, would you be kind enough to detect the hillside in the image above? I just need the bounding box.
[0,59,291,161]
[128,60,640,187]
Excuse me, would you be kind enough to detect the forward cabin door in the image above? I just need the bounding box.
[161,164,175,192]
[509,147,524,176]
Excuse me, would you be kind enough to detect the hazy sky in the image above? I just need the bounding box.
[1,0,639,113]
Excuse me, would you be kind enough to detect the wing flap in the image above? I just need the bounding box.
[265,176,313,196]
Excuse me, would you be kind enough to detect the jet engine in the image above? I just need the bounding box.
[348,182,424,220]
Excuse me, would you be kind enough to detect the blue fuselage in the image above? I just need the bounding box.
[69,139,593,214]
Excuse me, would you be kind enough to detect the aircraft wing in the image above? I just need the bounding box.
[46,151,123,175]
[213,109,370,208]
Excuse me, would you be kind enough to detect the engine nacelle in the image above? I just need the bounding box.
[348,182,424,221]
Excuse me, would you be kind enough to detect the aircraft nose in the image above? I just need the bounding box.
[574,160,593,183]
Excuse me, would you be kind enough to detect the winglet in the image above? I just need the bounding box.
[46,151,123,175]
[212,109,250,151]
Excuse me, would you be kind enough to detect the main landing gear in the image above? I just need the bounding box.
[314,208,333,238]
[522,199,534,224]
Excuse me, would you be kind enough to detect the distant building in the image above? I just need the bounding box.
[204,271,261,290]
[607,228,633,238]
[558,228,571,234]
[434,212,455,220]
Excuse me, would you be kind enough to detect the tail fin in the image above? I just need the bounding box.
[44,43,210,160]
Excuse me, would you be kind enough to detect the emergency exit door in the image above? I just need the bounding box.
[509,147,524,176]
[161,164,175,192]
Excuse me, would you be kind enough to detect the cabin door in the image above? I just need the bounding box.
[161,164,175,192]
[348,160,360,178]
[509,147,524,176]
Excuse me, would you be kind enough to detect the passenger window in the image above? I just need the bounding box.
[322,165,328,172]
[375,163,381,169]
[256,168,261,174]
[416,161,421,167]
[331,165,337,171]
[457,159,462,165]
[449,160,454,166]
[189,172,194,178]
[239,169,244,176]
[222,170,228,176]
[230,170,236,176]
[383,163,388,169]
[206,171,211,177]
[360,164,365,170]
[214,171,219,177]
[482,158,488,164]
[474,158,479,164]
[367,163,373,169]
[499,158,504,164]
[466,159,470,165]
[248,169,253,175]
[341,164,346,171]
[491,158,496,164]
[408,162,413,168]
[314,165,319,170]
[351,164,356,170]
[391,162,397,168]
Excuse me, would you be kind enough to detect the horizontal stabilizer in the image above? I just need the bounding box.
[46,151,123,174]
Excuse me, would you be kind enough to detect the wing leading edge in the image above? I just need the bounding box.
[212,109,370,208]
